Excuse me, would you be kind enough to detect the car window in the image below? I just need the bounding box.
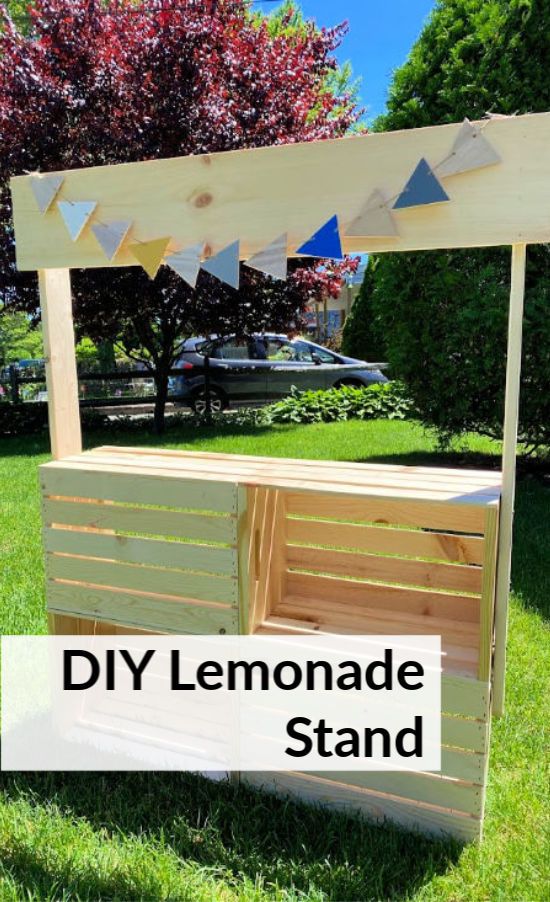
[267,339,314,362]
[214,339,251,360]
[309,345,336,363]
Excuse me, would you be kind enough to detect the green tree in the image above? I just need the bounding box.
[0,306,43,366]
[356,0,550,448]
[341,258,387,361]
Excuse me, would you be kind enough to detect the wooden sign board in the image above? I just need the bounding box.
[10,112,550,271]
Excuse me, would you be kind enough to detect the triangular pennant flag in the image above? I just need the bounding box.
[393,159,450,209]
[166,242,204,288]
[244,233,288,281]
[91,221,132,261]
[436,119,501,178]
[201,240,240,290]
[30,174,64,214]
[346,190,398,238]
[57,201,97,240]
[296,215,343,260]
[129,237,171,279]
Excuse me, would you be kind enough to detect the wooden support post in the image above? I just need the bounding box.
[493,244,527,716]
[39,269,82,459]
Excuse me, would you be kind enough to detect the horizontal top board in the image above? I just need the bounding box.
[10,112,550,270]
[41,446,502,508]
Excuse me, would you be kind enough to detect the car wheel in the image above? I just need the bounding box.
[191,387,226,414]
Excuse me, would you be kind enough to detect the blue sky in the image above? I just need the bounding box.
[256,0,436,124]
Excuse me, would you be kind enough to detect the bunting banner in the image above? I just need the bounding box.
[130,237,171,279]
[244,233,288,281]
[297,215,343,260]
[57,201,97,241]
[166,243,204,288]
[45,117,504,277]
[393,158,450,209]
[437,119,501,178]
[346,190,398,238]
[92,221,132,261]
[30,174,64,214]
[201,240,240,290]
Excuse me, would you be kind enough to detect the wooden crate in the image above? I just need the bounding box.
[42,446,501,841]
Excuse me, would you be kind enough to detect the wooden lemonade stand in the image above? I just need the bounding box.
[11,113,550,841]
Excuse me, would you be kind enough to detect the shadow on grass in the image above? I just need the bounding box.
[1,771,462,901]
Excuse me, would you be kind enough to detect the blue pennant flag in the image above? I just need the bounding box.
[297,215,344,260]
[393,158,450,209]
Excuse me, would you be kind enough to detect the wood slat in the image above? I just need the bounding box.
[302,771,482,816]
[285,492,488,533]
[82,449,500,497]
[287,545,482,594]
[286,517,485,565]
[284,572,480,623]
[243,772,481,841]
[44,528,237,576]
[479,505,499,681]
[40,463,237,513]
[47,555,237,605]
[94,446,502,487]
[43,499,236,544]
[47,581,238,634]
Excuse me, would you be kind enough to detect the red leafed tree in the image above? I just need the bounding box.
[0,0,361,431]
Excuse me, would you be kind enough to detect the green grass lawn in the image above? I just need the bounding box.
[1,419,549,901]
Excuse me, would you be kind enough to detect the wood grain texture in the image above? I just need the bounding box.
[40,463,237,513]
[47,581,237,634]
[12,113,550,270]
[286,518,485,565]
[39,269,81,459]
[243,772,481,841]
[44,527,237,575]
[287,544,482,594]
[43,499,237,543]
[46,554,237,605]
[493,244,527,715]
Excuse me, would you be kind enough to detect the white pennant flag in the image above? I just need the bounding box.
[201,241,240,290]
[437,119,501,178]
[166,243,204,288]
[30,174,64,214]
[346,190,398,238]
[244,233,288,281]
[58,201,97,241]
[92,221,132,261]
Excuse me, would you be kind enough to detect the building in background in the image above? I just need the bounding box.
[305,258,367,342]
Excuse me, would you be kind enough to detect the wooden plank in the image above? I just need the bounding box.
[441,675,490,720]
[438,748,486,784]
[94,446,503,486]
[83,449,500,497]
[479,504,499,680]
[284,572,480,623]
[243,772,481,841]
[38,269,81,459]
[441,716,489,754]
[47,555,237,605]
[40,463,237,513]
[47,581,237,634]
[44,527,237,575]
[285,492,487,533]
[303,771,483,816]
[11,113,550,272]
[67,452,500,504]
[237,486,251,634]
[286,517,485,565]
[494,243,527,715]
[43,499,237,544]
[287,545,482,594]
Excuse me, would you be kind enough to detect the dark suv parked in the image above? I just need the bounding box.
[173,334,388,413]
